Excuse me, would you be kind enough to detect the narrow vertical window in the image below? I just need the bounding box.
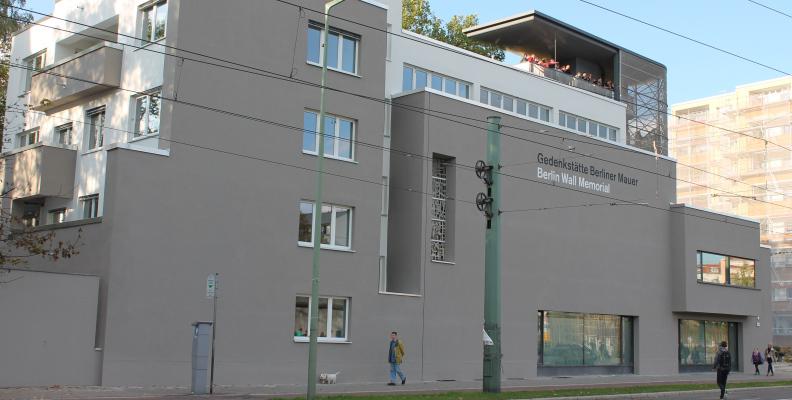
[86,107,105,150]
[24,50,46,92]
[141,1,168,42]
[402,66,414,92]
[431,157,449,262]
[133,90,161,138]
[80,194,99,219]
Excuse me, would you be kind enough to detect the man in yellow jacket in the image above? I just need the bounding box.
[387,331,406,385]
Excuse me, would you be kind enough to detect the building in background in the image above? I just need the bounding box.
[670,76,792,346]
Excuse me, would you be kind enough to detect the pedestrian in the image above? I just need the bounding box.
[712,341,731,399]
[387,331,406,386]
[752,347,763,375]
[765,343,775,376]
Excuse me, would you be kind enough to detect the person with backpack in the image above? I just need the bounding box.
[712,341,731,399]
[765,344,775,376]
[751,347,763,375]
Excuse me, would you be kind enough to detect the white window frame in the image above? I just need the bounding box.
[55,123,73,145]
[298,201,353,251]
[17,128,39,148]
[402,65,471,99]
[559,111,619,143]
[23,50,46,93]
[79,194,99,219]
[132,89,162,139]
[480,87,551,122]
[302,110,355,162]
[48,208,67,224]
[85,107,106,151]
[139,0,168,43]
[307,23,359,76]
[293,295,350,343]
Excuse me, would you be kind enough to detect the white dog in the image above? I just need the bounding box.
[318,371,341,384]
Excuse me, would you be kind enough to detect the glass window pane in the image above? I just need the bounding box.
[459,83,470,99]
[326,32,339,69]
[323,116,336,156]
[609,128,617,141]
[444,78,457,95]
[528,103,538,119]
[318,298,329,337]
[431,75,443,91]
[134,96,147,137]
[516,100,527,115]
[679,320,706,365]
[142,8,153,41]
[599,125,608,139]
[147,94,160,135]
[342,36,357,73]
[577,119,587,133]
[566,116,577,130]
[503,96,514,112]
[542,311,584,366]
[705,321,727,365]
[330,298,347,338]
[154,2,168,40]
[701,252,727,284]
[298,202,314,243]
[558,113,566,126]
[490,92,501,108]
[622,317,633,364]
[541,107,550,122]
[320,205,332,244]
[480,88,489,104]
[415,70,427,88]
[583,314,621,365]
[302,111,317,153]
[402,66,413,91]
[590,122,598,136]
[294,296,309,337]
[338,120,353,159]
[334,208,350,247]
[307,26,321,63]
[730,257,755,288]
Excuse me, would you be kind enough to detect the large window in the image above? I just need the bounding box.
[679,319,739,371]
[133,90,161,138]
[307,23,359,75]
[559,111,619,143]
[141,1,168,42]
[24,50,46,92]
[697,251,755,288]
[298,201,352,250]
[402,65,471,99]
[302,111,354,161]
[480,87,551,122]
[538,311,633,368]
[16,128,39,148]
[294,295,349,342]
[80,194,99,219]
[85,107,106,150]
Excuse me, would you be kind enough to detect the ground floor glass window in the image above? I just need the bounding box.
[678,319,739,372]
[538,311,633,369]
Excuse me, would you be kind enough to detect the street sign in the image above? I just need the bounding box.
[206,273,217,298]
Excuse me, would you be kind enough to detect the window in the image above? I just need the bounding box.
[302,111,354,161]
[48,208,66,224]
[133,90,161,138]
[20,202,41,228]
[402,65,471,99]
[307,23,359,74]
[480,87,551,122]
[298,201,352,250]
[16,128,39,148]
[538,311,633,368]
[141,1,168,42]
[679,319,739,371]
[294,295,349,342]
[23,50,46,92]
[55,123,73,145]
[80,194,99,219]
[697,251,755,288]
[774,288,788,301]
[431,157,452,262]
[560,111,619,143]
[85,107,105,150]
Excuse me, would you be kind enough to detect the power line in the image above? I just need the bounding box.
[578,0,792,77]
[747,0,792,19]
[501,201,647,213]
[5,9,792,203]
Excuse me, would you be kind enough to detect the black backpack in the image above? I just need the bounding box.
[718,351,732,371]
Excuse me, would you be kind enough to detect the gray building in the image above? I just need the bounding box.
[0,0,771,387]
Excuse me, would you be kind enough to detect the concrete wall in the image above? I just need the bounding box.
[0,269,100,387]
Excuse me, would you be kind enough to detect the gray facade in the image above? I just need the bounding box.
[1,0,771,388]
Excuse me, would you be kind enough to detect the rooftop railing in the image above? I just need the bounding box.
[514,62,615,99]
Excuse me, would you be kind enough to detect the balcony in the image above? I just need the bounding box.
[513,62,614,99]
[3,144,76,200]
[30,43,122,112]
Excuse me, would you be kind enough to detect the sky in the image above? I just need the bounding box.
[20,0,792,105]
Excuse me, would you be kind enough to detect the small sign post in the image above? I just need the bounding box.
[206,273,218,393]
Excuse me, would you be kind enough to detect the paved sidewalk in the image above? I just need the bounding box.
[1,364,791,400]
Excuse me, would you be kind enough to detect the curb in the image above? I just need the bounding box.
[522,385,792,400]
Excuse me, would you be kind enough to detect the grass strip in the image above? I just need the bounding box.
[286,380,792,400]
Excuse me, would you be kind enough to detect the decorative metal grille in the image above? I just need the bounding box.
[431,159,448,261]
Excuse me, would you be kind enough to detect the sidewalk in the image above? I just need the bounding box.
[2,364,791,400]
